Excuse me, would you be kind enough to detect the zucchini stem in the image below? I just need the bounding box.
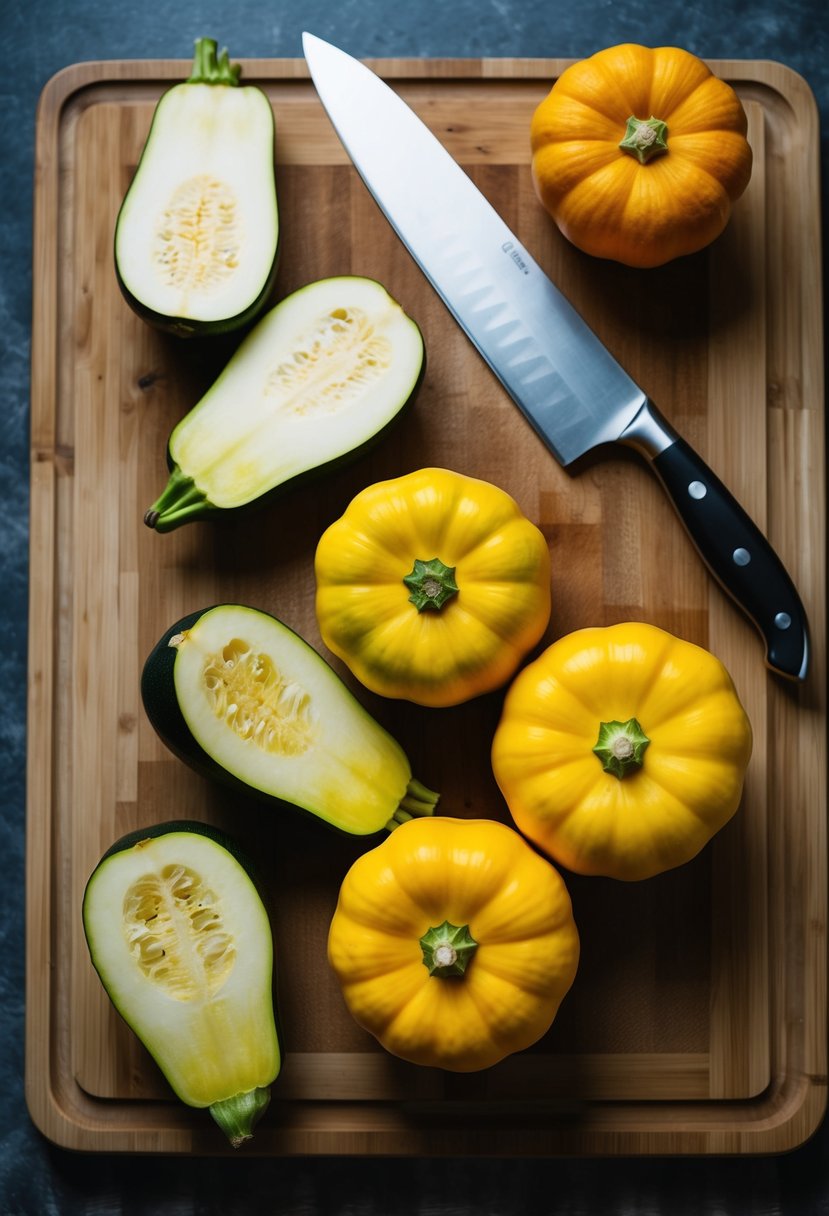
[145,467,211,532]
[187,37,242,87]
[209,1085,271,1147]
[387,777,440,831]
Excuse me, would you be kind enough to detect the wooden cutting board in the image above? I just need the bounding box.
[26,55,826,1155]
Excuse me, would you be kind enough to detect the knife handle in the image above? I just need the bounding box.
[621,401,809,681]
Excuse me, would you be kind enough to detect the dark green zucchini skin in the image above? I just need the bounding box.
[145,342,426,532]
[141,608,259,802]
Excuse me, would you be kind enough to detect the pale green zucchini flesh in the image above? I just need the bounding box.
[82,822,280,1147]
[144,277,425,530]
[141,605,438,834]
[115,38,279,336]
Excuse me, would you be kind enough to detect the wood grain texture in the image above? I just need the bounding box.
[26,55,825,1155]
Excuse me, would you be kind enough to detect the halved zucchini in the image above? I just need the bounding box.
[115,38,279,337]
[141,605,439,834]
[144,276,425,530]
[82,820,280,1146]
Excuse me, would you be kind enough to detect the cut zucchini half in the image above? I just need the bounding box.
[115,38,279,337]
[82,821,280,1147]
[144,276,425,531]
[141,605,439,835]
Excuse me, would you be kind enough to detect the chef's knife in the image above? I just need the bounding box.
[303,33,809,681]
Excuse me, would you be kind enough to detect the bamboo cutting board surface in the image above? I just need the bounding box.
[27,55,826,1155]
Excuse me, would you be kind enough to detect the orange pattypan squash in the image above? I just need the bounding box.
[327,816,579,1071]
[530,44,753,267]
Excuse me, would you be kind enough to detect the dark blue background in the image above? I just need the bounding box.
[3,2,826,1212]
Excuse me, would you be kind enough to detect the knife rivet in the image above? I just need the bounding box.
[732,548,751,567]
[688,480,707,500]
[774,612,792,630]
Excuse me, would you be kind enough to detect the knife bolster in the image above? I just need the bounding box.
[618,398,676,459]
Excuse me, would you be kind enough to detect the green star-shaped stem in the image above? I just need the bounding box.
[593,717,651,779]
[419,920,478,978]
[619,116,669,164]
[403,557,459,612]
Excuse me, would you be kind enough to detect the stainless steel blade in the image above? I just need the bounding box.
[302,33,648,465]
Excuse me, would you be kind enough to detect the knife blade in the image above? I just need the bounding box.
[303,32,809,681]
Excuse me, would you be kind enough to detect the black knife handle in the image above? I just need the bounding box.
[618,400,809,680]
[651,437,808,680]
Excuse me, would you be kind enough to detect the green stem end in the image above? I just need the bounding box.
[619,115,669,164]
[188,37,242,86]
[593,717,651,779]
[145,466,211,532]
[209,1086,270,1148]
[386,778,440,832]
[403,558,459,612]
[420,920,478,978]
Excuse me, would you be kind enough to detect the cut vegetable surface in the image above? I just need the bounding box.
[115,38,279,336]
[141,604,439,834]
[145,276,425,530]
[82,821,280,1146]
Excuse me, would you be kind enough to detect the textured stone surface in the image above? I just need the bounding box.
[2,1,827,1212]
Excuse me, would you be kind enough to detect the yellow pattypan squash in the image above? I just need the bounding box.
[491,622,753,881]
[328,816,580,1071]
[530,43,753,267]
[314,467,551,707]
